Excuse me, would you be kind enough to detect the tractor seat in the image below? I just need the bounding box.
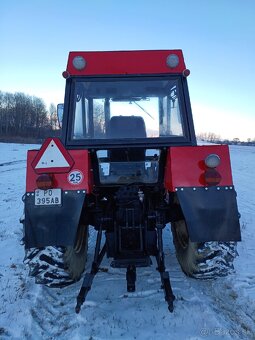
[108,116,147,139]
[108,116,146,162]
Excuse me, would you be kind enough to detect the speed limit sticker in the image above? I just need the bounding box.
[68,170,84,185]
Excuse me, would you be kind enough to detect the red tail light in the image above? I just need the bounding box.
[204,168,222,186]
[36,174,53,190]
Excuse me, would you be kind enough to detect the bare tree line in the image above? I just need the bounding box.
[197,132,255,146]
[0,91,59,142]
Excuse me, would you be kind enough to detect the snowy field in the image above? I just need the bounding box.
[0,142,254,339]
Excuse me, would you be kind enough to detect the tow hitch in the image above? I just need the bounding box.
[75,221,175,313]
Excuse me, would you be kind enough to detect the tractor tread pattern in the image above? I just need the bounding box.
[24,247,76,288]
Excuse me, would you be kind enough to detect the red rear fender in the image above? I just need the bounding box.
[26,141,93,193]
[164,145,233,191]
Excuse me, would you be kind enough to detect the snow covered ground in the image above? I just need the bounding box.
[0,142,254,339]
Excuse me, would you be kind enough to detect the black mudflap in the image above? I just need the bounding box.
[176,186,241,242]
[24,190,86,248]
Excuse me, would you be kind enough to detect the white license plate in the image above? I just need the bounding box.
[35,189,62,206]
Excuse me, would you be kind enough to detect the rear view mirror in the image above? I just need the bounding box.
[57,104,64,128]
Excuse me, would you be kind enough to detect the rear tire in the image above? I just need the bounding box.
[24,224,89,287]
[171,220,238,279]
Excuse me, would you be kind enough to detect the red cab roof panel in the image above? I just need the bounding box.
[66,50,186,76]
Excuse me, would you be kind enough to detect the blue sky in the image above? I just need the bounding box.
[1,0,254,141]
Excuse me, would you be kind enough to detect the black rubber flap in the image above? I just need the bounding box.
[176,187,241,242]
[24,191,86,248]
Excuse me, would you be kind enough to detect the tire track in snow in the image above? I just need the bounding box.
[25,227,99,339]
[0,160,26,174]
[164,225,255,339]
[0,160,26,167]
[200,278,255,339]
[27,285,80,339]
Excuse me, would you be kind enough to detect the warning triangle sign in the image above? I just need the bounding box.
[32,138,74,174]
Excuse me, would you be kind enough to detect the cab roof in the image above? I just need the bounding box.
[66,50,186,76]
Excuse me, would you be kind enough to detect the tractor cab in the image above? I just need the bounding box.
[60,50,196,186]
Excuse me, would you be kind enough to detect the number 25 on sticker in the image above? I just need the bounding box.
[68,170,84,185]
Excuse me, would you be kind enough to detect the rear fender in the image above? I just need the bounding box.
[175,187,241,242]
[24,190,86,248]
[24,139,93,249]
[164,145,241,242]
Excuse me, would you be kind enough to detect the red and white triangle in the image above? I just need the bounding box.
[35,139,69,169]
[32,138,74,174]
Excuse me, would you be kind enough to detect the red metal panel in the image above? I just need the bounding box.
[26,149,93,193]
[66,50,186,76]
[164,145,233,191]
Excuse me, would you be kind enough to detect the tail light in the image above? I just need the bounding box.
[204,153,222,186]
[204,168,222,186]
[36,174,54,190]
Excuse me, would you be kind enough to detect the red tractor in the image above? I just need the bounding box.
[23,50,241,313]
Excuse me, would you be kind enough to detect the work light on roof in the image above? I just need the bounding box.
[166,54,179,68]
[72,56,86,70]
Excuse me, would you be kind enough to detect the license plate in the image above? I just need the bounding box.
[35,189,62,206]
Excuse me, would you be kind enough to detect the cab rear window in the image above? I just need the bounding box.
[71,77,185,141]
